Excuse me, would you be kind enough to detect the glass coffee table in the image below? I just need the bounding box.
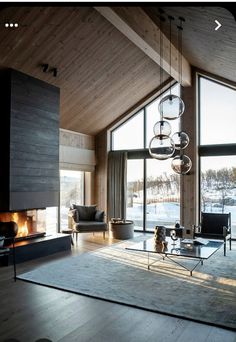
[126,237,223,276]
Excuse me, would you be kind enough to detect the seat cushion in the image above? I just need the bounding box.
[74,221,107,232]
[72,205,97,221]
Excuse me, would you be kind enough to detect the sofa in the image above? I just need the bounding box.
[69,204,107,241]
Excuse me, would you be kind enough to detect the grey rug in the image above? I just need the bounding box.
[17,236,236,330]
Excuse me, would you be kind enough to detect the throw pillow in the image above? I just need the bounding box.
[69,209,79,223]
[95,210,104,222]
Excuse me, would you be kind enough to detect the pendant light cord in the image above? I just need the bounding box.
[178,17,185,161]
[159,9,165,121]
[168,16,174,96]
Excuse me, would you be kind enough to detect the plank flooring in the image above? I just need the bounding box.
[0,233,235,342]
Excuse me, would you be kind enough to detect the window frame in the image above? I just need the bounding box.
[198,74,236,238]
[111,82,181,231]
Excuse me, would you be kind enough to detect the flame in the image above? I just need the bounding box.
[13,213,28,237]
[17,221,28,237]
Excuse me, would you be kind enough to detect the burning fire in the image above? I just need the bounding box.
[13,213,28,238]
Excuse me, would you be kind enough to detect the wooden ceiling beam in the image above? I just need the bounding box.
[95,6,191,86]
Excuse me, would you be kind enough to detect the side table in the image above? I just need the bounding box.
[110,220,134,240]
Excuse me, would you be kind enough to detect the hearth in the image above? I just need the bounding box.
[0,209,46,241]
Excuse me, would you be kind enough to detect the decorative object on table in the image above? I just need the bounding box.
[148,12,192,175]
[182,226,194,239]
[170,229,178,245]
[110,218,124,223]
[193,224,201,234]
[154,226,166,244]
[154,240,168,253]
[180,239,194,250]
[175,220,180,228]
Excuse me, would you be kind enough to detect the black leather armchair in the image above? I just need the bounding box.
[69,205,107,242]
[195,212,232,256]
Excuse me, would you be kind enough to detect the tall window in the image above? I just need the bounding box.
[146,159,180,230]
[112,84,180,231]
[112,110,144,150]
[60,170,84,229]
[126,160,144,230]
[199,76,236,238]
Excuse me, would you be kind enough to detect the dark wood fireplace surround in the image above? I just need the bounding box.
[0,69,71,265]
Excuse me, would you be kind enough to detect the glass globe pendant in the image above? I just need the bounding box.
[171,154,192,174]
[149,135,175,160]
[171,131,189,150]
[153,120,171,138]
[159,94,185,120]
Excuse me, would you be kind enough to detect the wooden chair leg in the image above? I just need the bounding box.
[230,237,232,250]
[70,236,74,246]
[103,231,105,239]
[224,238,226,256]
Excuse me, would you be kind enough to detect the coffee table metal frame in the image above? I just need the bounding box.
[126,238,223,276]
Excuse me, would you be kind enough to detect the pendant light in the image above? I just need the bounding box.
[149,12,191,174]
[159,15,185,121]
[171,153,192,175]
[171,17,192,175]
[171,131,189,150]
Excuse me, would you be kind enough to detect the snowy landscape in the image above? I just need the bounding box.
[127,202,236,236]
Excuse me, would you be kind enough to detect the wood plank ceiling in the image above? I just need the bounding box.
[144,6,236,84]
[0,6,168,136]
[0,6,235,136]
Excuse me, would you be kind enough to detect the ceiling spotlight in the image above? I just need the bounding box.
[51,68,57,77]
[42,64,49,72]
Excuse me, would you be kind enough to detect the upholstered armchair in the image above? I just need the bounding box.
[68,205,107,242]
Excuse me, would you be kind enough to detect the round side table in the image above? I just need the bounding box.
[110,220,134,240]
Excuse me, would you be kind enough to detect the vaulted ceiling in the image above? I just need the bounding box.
[0,6,235,136]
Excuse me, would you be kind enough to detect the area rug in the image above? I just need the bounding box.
[17,236,236,330]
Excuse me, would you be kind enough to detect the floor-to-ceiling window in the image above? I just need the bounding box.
[126,159,144,230]
[60,170,84,230]
[112,84,180,231]
[199,75,236,238]
[146,159,180,230]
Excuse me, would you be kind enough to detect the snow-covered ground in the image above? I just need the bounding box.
[127,202,236,236]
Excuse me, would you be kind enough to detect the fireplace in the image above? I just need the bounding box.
[0,210,46,241]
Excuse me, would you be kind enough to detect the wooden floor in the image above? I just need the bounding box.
[0,233,235,342]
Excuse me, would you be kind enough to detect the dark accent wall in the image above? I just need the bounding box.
[0,69,60,211]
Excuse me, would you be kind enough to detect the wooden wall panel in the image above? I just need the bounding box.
[181,70,197,228]
[94,130,108,215]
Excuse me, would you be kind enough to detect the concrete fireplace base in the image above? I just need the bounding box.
[8,234,71,264]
